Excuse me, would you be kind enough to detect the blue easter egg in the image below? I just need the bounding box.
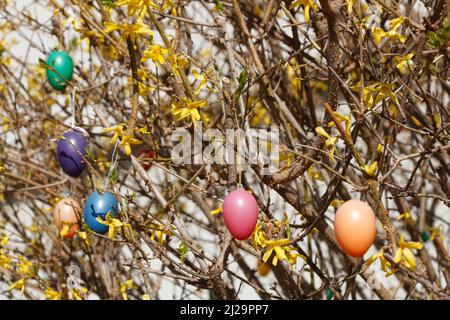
[83,191,119,234]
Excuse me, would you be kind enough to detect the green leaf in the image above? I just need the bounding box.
[214,0,225,12]
[178,241,189,264]
[86,176,93,188]
[278,58,285,68]
[68,37,79,53]
[85,147,95,161]
[286,221,291,239]
[110,168,119,184]
[209,289,219,300]
[38,58,49,69]
[102,0,116,8]
[235,69,247,100]
[427,18,450,49]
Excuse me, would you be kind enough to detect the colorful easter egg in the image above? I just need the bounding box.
[334,199,376,258]
[83,191,119,234]
[53,198,81,239]
[222,189,258,240]
[420,231,430,242]
[325,288,334,300]
[135,146,156,171]
[56,128,89,178]
[45,51,74,91]
[257,260,271,276]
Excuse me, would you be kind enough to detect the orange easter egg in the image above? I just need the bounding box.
[334,200,376,258]
[53,198,81,239]
[257,260,271,276]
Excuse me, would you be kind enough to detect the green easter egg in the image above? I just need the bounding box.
[421,231,430,242]
[45,51,74,91]
[325,288,334,300]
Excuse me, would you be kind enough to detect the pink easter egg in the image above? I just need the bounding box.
[222,188,258,240]
[53,197,81,239]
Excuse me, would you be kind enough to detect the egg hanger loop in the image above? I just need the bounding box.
[67,178,74,197]
[67,85,76,196]
[237,166,243,189]
[103,138,120,194]
[60,166,72,198]
[70,86,78,129]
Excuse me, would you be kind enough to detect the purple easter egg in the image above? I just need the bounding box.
[56,128,89,177]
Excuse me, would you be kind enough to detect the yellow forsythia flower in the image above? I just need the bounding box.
[141,44,169,66]
[0,234,8,246]
[366,249,397,276]
[394,234,423,270]
[96,212,127,239]
[210,207,222,215]
[347,0,354,13]
[171,97,207,123]
[397,211,414,223]
[116,0,159,17]
[289,0,318,21]
[315,126,338,161]
[120,279,136,300]
[45,288,62,300]
[8,278,26,293]
[192,69,209,96]
[103,124,143,156]
[77,230,92,246]
[17,256,33,275]
[70,287,88,300]
[104,19,153,41]
[0,249,11,269]
[394,53,414,74]
[363,161,378,177]
[330,199,344,209]
[262,238,306,266]
[372,16,406,45]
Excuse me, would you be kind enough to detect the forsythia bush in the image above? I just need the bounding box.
[0,0,449,300]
